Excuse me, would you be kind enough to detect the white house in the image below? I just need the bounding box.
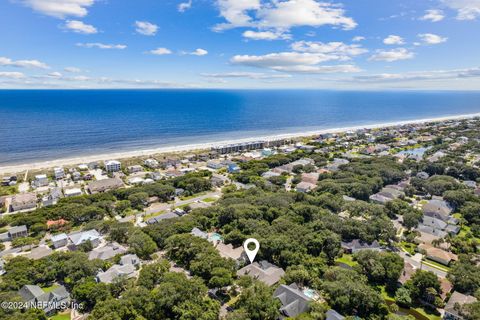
[144,158,159,168]
[34,174,49,187]
[53,167,65,180]
[105,160,121,173]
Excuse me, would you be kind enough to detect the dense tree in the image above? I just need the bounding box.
[127,230,158,259]
[232,281,280,320]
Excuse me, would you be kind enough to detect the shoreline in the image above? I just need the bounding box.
[1,112,479,175]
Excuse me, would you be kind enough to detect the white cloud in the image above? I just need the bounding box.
[46,71,63,78]
[291,41,368,57]
[64,67,81,73]
[188,48,208,56]
[148,48,172,55]
[369,48,414,62]
[242,30,290,40]
[352,67,480,82]
[352,36,365,42]
[418,33,447,44]
[0,56,49,69]
[20,0,95,19]
[135,21,158,36]
[201,72,291,79]
[178,0,192,12]
[231,39,365,74]
[271,64,361,73]
[231,51,360,74]
[420,9,445,22]
[214,0,356,32]
[65,20,97,34]
[77,42,127,49]
[0,72,25,79]
[441,0,480,20]
[383,35,405,45]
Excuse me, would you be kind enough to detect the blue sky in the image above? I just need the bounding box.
[1,0,479,89]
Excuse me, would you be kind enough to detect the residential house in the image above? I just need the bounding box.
[398,262,415,285]
[146,211,180,224]
[215,242,245,263]
[211,174,229,187]
[301,172,319,184]
[10,192,37,211]
[51,233,68,248]
[207,160,226,170]
[27,245,53,260]
[88,242,127,261]
[0,225,28,241]
[127,165,143,173]
[326,309,345,320]
[144,158,159,169]
[68,229,101,249]
[422,199,453,222]
[237,260,285,286]
[341,239,382,254]
[96,263,137,283]
[274,283,312,318]
[47,219,68,230]
[42,188,62,207]
[104,160,121,173]
[227,164,240,173]
[418,244,458,266]
[120,254,140,266]
[369,186,404,205]
[64,188,82,197]
[18,284,70,315]
[444,291,477,320]
[87,178,124,194]
[190,227,208,239]
[296,181,317,193]
[53,167,65,180]
[34,174,49,187]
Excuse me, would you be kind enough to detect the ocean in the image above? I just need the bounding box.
[1,89,480,165]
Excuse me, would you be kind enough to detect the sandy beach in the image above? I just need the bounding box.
[1,112,479,175]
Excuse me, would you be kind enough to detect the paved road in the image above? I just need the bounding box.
[398,251,448,278]
[140,190,222,217]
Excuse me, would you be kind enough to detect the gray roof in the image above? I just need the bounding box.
[445,291,477,317]
[146,212,179,224]
[68,229,100,246]
[88,243,127,260]
[120,254,139,266]
[51,233,68,242]
[27,246,53,260]
[9,225,27,234]
[97,264,136,283]
[237,260,285,286]
[190,227,208,239]
[274,283,311,318]
[326,309,345,320]
[19,285,45,301]
[341,239,381,252]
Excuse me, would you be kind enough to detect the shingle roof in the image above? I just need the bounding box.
[237,260,285,286]
[274,283,311,318]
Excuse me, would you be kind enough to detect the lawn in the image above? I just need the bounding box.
[42,284,60,293]
[49,312,70,320]
[400,241,417,255]
[202,197,217,203]
[335,254,357,267]
[422,259,450,272]
[143,210,166,220]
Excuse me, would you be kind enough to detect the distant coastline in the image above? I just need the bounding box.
[1,112,479,175]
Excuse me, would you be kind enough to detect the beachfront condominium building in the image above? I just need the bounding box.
[53,167,65,180]
[212,141,266,154]
[105,160,121,173]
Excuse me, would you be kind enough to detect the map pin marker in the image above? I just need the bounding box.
[244,238,260,264]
